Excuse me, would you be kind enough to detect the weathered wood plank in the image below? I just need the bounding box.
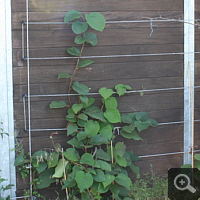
[12,27,183,50]
[13,60,183,85]
[12,44,184,67]
[12,11,183,30]
[12,0,184,12]
[13,77,184,102]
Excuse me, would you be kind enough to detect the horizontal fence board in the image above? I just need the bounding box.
[13,60,183,85]
[12,11,183,30]
[13,44,184,67]
[12,27,183,49]
[13,77,184,102]
[12,0,184,12]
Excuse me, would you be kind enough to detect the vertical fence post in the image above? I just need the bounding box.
[0,0,16,198]
[184,0,195,165]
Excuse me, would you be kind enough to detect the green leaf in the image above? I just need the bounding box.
[123,152,132,166]
[93,160,111,171]
[195,154,200,161]
[67,137,84,148]
[110,184,120,196]
[77,119,86,127]
[85,12,106,32]
[99,123,113,141]
[50,101,67,108]
[66,113,77,123]
[90,135,109,145]
[127,151,139,161]
[121,113,136,124]
[47,152,59,168]
[78,59,94,68]
[66,47,81,56]
[67,123,78,136]
[75,171,93,192]
[105,97,117,109]
[135,112,149,121]
[74,35,86,44]
[82,98,95,108]
[64,10,82,22]
[72,81,89,95]
[195,161,200,168]
[93,169,106,182]
[124,85,132,90]
[115,84,126,96]
[36,162,48,174]
[122,124,135,133]
[120,129,143,140]
[130,163,140,177]
[115,142,126,157]
[102,174,115,188]
[77,131,88,142]
[96,149,111,161]
[62,173,76,189]
[181,164,192,168]
[145,118,158,127]
[85,32,98,46]
[85,120,100,138]
[14,155,29,166]
[134,121,149,132]
[116,156,127,167]
[104,108,121,123]
[99,87,113,100]
[58,73,73,79]
[36,168,56,189]
[115,174,132,190]
[33,151,49,161]
[52,159,68,178]
[83,105,106,122]
[80,153,95,166]
[72,103,83,114]
[80,95,89,104]
[63,148,79,162]
[87,168,96,175]
[81,192,90,200]
[72,21,88,34]
[78,113,88,121]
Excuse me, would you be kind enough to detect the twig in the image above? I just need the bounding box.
[62,148,69,200]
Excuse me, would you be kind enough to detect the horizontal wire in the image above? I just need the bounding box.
[22,18,200,25]
[23,51,200,60]
[23,85,200,98]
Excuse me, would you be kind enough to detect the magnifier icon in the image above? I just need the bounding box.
[174,174,196,193]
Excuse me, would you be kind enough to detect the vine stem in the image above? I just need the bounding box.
[111,140,114,164]
[68,42,85,106]
[62,148,69,200]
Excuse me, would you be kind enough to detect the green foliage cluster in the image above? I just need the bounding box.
[130,167,168,200]
[15,10,158,200]
[0,172,14,200]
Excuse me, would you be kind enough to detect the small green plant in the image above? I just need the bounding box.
[0,171,14,200]
[15,10,158,199]
[130,166,168,200]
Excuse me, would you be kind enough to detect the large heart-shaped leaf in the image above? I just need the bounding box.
[66,47,81,56]
[85,32,98,46]
[104,108,121,123]
[115,174,132,190]
[52,159,68,178]
[96,149,111,161]
[85,12,106,32]
[116,156,127,167]
[99,123,113,141]
[105,97,117,109]
[93,160,111,171]
[75,171,93,192]
[102,174,115,188]
[63,148,79,162]
[89,134,109,145]
[85,120,100,138]
[93,169,106,182]
[64,10,82,22]
[47,152,59,168]
[115,142,126,157]
[80,153,95,166]
[134,121,149,132]
[72,81,89,95]
[72,21,88,34]
[99,87,113,99]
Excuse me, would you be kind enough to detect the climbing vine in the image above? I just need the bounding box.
[15,10,158,200]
